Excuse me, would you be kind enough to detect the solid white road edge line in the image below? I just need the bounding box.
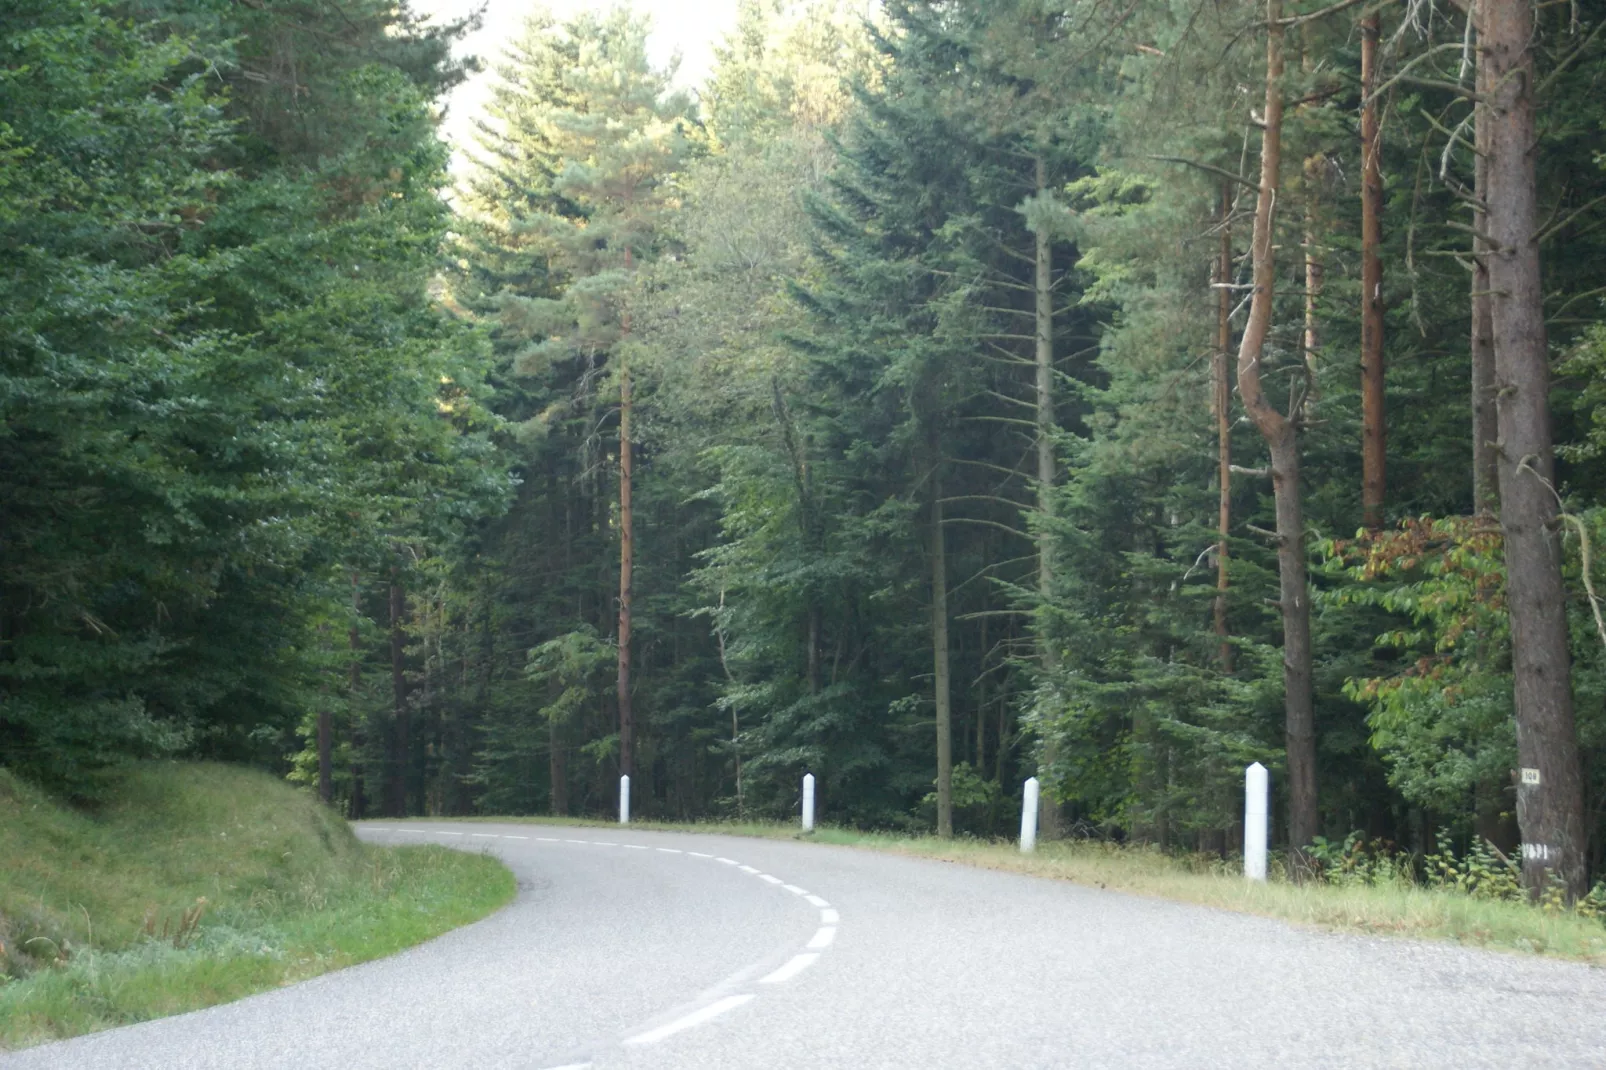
[806,926,837,949]
[622,994,755,1045]
[759,953,819,985]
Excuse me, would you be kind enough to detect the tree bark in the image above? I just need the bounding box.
[1360,13,1387,531]
[1478,0,1587,898]
[1302,160,1324,412]
[1236,0,1320,856]
[317,704,332,806]
[1214,183,1234,673]
[1032,155,1062,840]
[1470,7,1500,518]
[931,461,953,839]
[617,252,636,784]
[388,573,408,818]
[348,572,366,820]
[550,712,569,816]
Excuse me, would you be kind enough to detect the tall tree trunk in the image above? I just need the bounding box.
[1301,161,1324,410]
[1470,8,1500,518]
[1360,13,1387,531]
[550,713,569,816]
[931,460,953,839]
[389,572,408,818]
[773,379,822,696]
[348,572,366,819]
[1214,183,1234,673]
[617,251,636,784]
[1478,0,1587,898]
[317,702,332,806]
[1237,0,1319,856]
[977,612,989,771]
[1032,155,1062,840]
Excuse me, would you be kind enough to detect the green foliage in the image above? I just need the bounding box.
[0,763,512,1049]
[1322,518,1515,813]
[0,0,504,792]
[1422,833,1524,903]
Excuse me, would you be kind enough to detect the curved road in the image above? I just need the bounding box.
[7,822,1606,1068]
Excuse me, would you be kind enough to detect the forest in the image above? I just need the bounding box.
[4,0,1606,899]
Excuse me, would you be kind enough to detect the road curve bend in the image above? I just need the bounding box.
[6,822,1605,1069]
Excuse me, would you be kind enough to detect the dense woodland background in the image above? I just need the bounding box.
[5,0,1606,893]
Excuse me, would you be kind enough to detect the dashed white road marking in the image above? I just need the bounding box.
[622,994,754,1045]
[366,827,392,832]
[759,953,819,985]
[388,824,842,1037]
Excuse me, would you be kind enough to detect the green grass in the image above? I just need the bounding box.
[404,813,1606,965]
[0,763,514,1052]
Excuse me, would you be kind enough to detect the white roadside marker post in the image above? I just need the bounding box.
[1244,762,1268,881]
[620,774,631,826]
[802,773,815,832]
[1020,776,1040,853]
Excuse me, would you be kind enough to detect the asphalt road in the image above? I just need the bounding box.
[8,822,1606,1068]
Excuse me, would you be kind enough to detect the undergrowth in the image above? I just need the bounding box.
[0,763,514,1051]
[425,812,1606,964]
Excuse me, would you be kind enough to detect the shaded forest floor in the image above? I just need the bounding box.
[424,814,1606,965]
[0,764,514,1051]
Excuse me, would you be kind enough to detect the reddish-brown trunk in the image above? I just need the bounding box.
[1236,0,1319,855]
[1360,14,1386,531]
[1470,7,1500,518]
[1214,183,1234,673]
[1478,0,1587,898]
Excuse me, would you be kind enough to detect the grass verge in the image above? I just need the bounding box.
[404,813,1606,965]
[0,763,514,1052]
